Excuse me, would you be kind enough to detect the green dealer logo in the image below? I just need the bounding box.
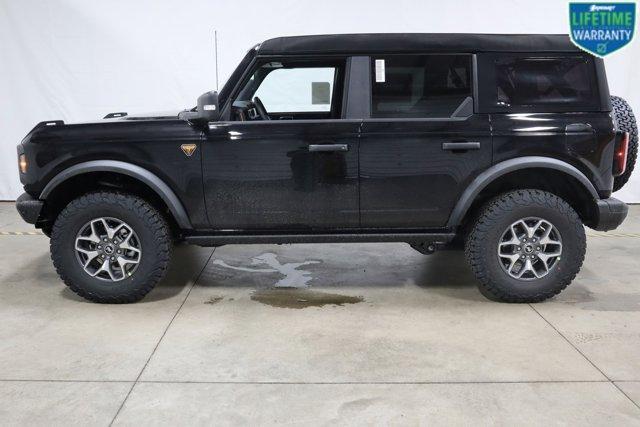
[569,2,636,56]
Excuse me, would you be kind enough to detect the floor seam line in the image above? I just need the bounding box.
[0,379,619,385]
[611,383,640,411]
[132,380,613,385]
[108,247,216,426]
[528,303,640,411]
[0,379,133,383]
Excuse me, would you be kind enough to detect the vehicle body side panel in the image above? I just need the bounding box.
[359,115,492,228]
[202,120,361,230]
[490,112,616,196]
[20,119,208,228]
[16,40,622,236]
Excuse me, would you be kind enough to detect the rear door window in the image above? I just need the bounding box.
[370,55,472,118]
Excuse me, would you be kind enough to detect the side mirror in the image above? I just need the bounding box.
[197,91,220,122]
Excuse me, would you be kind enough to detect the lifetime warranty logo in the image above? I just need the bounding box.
[569,3,636,56]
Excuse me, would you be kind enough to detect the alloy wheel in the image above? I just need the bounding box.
[74,217,142,282]
[497,217,562,280]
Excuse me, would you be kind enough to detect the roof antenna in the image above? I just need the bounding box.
[214,29,219,91]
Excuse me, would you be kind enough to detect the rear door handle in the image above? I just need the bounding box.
[565,123,593,133]
[308,144,349,152]
[442,142,481,151]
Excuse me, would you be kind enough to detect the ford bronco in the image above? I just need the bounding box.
[16,33,637,303]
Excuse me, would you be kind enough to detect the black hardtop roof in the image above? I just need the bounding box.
[258,33,582,55]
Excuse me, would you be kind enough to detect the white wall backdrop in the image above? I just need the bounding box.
[1,0,639,201]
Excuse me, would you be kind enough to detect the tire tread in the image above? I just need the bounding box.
[50,191,171,303]
[611,96,638,192]
[464,189,586,303]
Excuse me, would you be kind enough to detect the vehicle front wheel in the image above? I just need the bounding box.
[50,191,172,303]
[465,190,586,303]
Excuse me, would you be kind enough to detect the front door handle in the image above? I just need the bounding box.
[308,144,349,152]
[442,142,481,151]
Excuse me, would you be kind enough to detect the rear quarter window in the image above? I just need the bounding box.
[478,54,601,113]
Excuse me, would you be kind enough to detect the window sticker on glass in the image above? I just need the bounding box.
[375,59,386,83]
[311,82,331,105]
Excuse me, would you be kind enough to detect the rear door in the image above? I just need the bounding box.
[359,54,492,228]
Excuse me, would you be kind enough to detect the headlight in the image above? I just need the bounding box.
[19,154,28,174]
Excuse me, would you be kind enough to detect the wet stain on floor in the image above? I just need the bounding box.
[251,288,364,309]
[204,296,224,305]
[558,286,640,312]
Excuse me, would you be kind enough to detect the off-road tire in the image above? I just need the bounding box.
[50,191,171,303]
[611,96,638,192]
[465,190,586,303]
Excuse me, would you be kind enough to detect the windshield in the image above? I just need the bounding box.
[218,47,258,108]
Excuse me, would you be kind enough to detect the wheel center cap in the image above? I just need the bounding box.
[104,244,114,255]
[524,244,534,254]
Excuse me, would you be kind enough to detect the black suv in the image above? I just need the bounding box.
[16,33,637,304]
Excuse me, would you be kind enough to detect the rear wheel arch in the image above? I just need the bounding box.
[448,157,599,231]
[39,161,192,233]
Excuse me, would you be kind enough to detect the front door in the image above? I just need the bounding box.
[202,58,360,230]
[359,54,492,228]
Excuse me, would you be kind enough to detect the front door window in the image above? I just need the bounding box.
[233,61,344,120]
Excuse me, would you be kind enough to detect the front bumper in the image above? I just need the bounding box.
[592,197,628,231]
[16,192,44,225]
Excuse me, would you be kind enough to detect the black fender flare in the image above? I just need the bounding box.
[446,156,599,228]
[40,160,193,229]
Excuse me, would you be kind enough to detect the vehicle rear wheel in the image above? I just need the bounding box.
[611,96,638,192]
[50,191,171,303]
[465,190,586,303]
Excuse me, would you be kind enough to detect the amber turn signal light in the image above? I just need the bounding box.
[19,154,28,174]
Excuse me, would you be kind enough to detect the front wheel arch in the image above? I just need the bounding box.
[40,161,192,232]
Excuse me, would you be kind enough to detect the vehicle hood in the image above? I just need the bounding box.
[84,110,183,123]
[22,110,189,145]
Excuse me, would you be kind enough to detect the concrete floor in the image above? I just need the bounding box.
[0,202,639,426]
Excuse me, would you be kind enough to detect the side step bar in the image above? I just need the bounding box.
[184,232,455,246]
